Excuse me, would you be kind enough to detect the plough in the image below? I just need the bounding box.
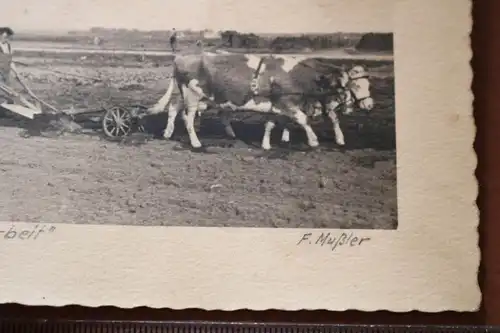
[0,83,44,119]
[0,66,150,139]
[71,103,149,138]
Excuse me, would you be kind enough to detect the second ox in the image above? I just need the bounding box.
[148,52,374,150]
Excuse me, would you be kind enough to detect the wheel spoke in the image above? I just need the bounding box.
[111,111,119,123]
[118,122,131,136]
[103,107,133,138]
[118,109,127,118]
[118,124,127,135]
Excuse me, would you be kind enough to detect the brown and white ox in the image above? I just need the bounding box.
[148,52,374,150]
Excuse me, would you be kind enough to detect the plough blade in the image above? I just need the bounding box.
[0,103,43,120]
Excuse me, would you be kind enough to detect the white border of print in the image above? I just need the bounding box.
[0,0,479,312]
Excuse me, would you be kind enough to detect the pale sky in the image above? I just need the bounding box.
[4,0,393,33]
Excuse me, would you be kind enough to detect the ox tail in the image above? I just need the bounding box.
[149,76,176,114]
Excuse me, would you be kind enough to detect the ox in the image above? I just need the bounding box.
[148,52,374,150]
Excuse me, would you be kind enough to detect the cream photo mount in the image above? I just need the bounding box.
[0,0,478,312]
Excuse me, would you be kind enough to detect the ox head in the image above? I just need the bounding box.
[335,65,374,114]
[308,65,374,118]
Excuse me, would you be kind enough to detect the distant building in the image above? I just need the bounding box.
[203,30,221,39]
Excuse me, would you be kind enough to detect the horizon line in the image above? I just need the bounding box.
[12,27,393,35]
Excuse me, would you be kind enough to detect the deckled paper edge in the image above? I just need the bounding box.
[0,0,480,312]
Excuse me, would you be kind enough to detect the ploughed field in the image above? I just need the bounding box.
[0,50,397,229]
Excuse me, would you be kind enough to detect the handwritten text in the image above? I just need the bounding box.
[297,232,370,252]
[0,224,56,241]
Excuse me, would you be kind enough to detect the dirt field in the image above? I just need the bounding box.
[0,50,397,229]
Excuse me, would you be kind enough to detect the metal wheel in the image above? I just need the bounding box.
[102,106,133,138]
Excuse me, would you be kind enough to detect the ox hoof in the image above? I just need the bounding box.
[278,141,292,149]
[308,140,320,148]
[261,144,272,151]
[224,127,237,139]
[163,131,174,140]
[192,146,208,153]
[191,142,203,149]
[336,140,345,146]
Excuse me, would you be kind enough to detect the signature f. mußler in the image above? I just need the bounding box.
[297,232,371,252]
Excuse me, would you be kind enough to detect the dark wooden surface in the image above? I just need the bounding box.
[0,0,495,326]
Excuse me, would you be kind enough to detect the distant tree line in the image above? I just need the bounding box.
[15,28,393,53]
[220,31,265,48]
[355,33,393,52]
[219,30,393,52]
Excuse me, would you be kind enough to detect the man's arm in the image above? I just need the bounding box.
[10,61,57,112]
[10,62,34,95]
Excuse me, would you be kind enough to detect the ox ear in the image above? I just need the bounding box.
[338,71,350,88]
[348,65,368,79]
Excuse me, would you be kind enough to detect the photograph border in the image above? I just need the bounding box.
[0,0,479,312]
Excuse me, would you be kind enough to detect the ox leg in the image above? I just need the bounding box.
[280,128,290,143]
[163,99,184,140]
[178,84,204,148]
[262,115,291,150]
[218,109,236,138]
[261,120,276,150]
[288,106,319,148]
[265,123,289,144]
[326,105,345,146]
[263,122,293,149]
[182,105,202,148]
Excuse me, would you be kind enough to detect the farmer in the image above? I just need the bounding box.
[0,26,38,106]
[169,28,178,53]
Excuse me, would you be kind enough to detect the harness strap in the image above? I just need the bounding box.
[345,75,371,104]
[253,57,265,78]
[249,57,266,96]
[349,75,369,80]
[354,95,371,103]
[245,61,371,111]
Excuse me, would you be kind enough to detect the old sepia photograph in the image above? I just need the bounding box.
[0,0,479,313]
[0,0,396,229]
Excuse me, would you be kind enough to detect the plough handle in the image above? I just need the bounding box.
[0,83,40,111]
[26,90,60,113]
[0,82,60,114]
